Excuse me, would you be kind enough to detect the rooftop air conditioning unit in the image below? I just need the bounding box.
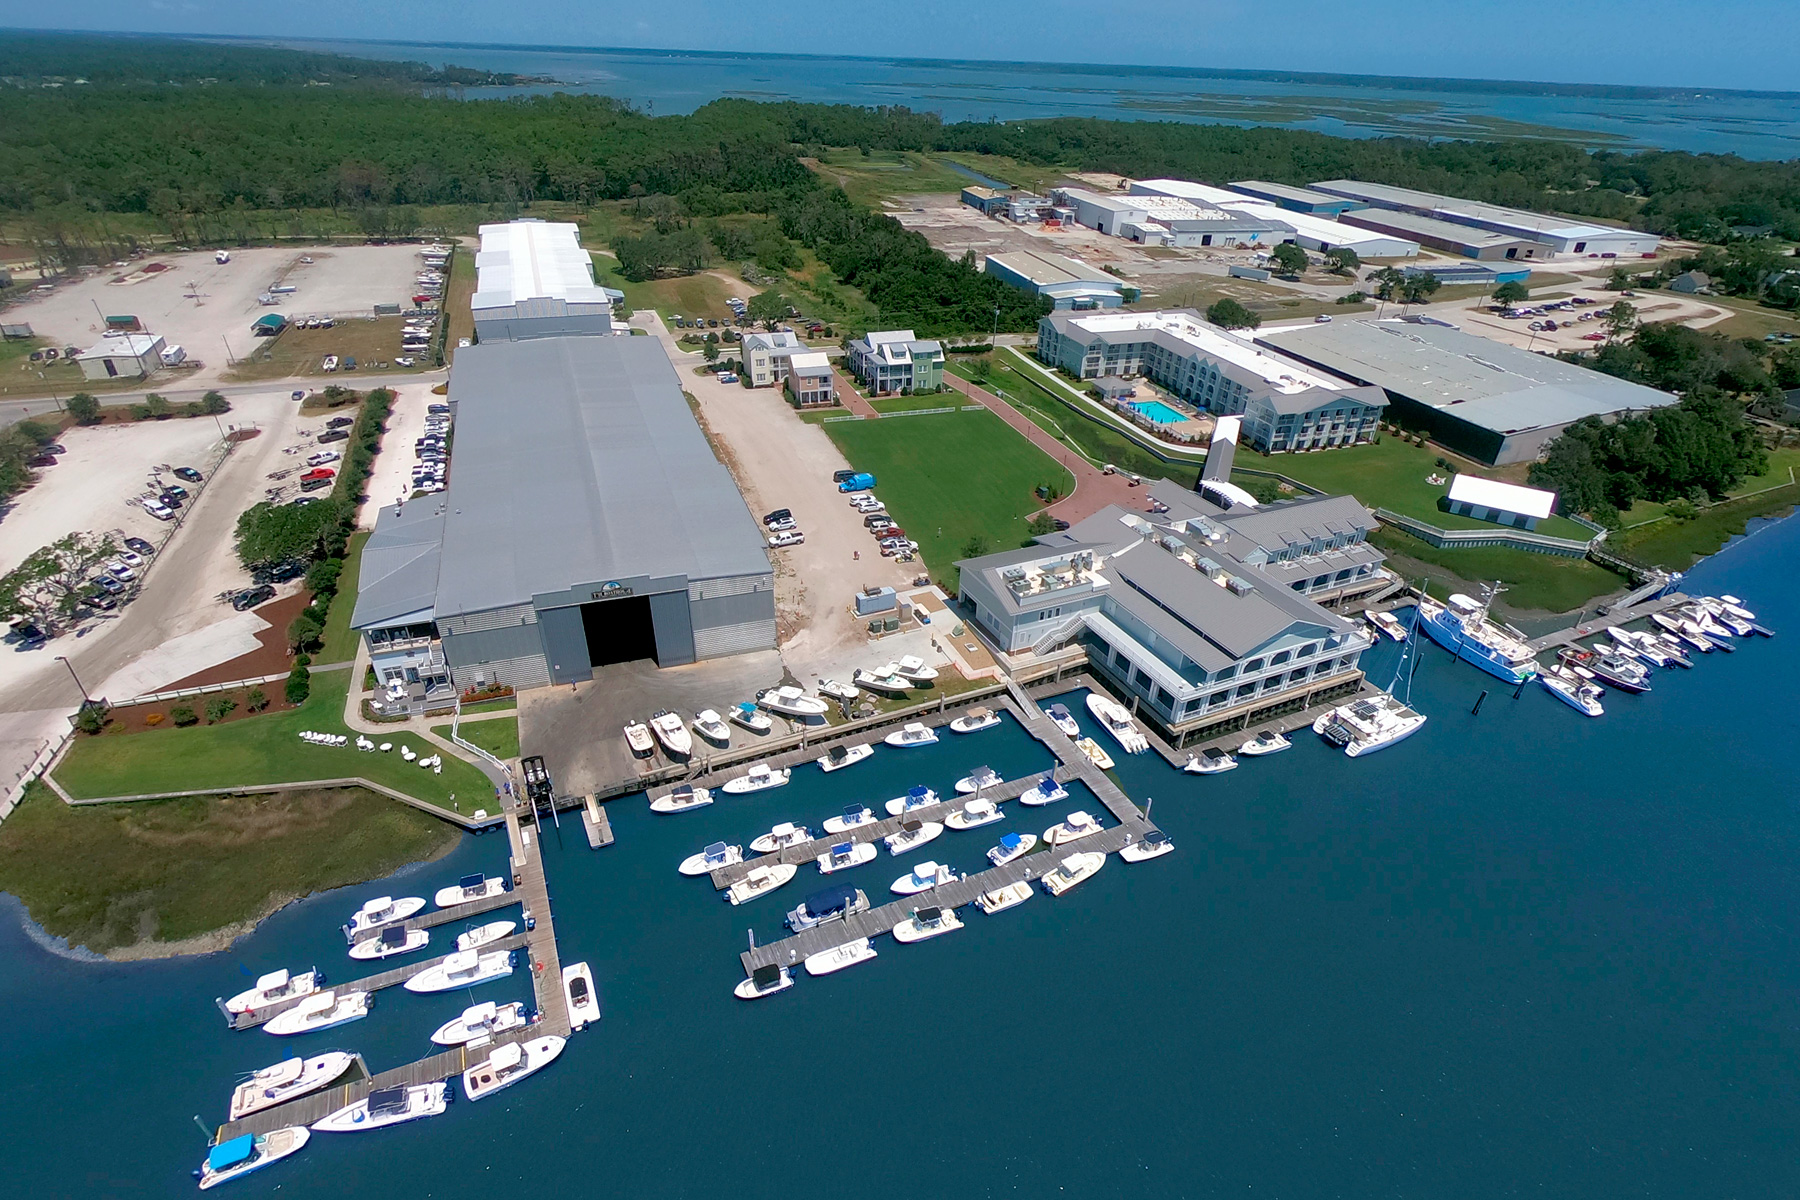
[1226,577,1254,596]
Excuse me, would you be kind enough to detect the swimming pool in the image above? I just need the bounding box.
[1130,400,1188,425]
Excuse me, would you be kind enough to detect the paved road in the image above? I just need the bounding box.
[0,368,446,432]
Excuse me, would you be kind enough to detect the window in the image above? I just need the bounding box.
[1300,643,1319,658]
[1271,650,1291,666]
[1208,691,1229,708]
[1155,686,1174,709]
[1244,658,1264,673]
[1215,665,1237,681]
[1133,668,1153,690]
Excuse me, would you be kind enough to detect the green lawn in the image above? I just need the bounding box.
[431,716,519,762]
[459,696,517,715]
[1613,483,1800,570]
[55,673,496,814]
[318,530,368,663]
[823,408,1075,587]
[870,394,966,414]
[1371,528,1624,613]
[592,254,745,325]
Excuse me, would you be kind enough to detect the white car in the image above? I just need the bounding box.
[322,355,339,372]
[768,531,805,547]
[307,451,341,466]
[394,356,416,367]
[107,561,136,581]
[114,550,145,568]
[139,498,174,520]
[767,517,798,533]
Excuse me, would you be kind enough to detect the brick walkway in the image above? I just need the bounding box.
[830,368,880,418]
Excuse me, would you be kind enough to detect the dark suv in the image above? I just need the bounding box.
[173,466,203,482]
[832,469,856,484]
[326,416,356,429]
[762,508,792,526]
[317,429,350,444]
[230,585,275,611]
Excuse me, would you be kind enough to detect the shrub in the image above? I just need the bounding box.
[170,705,199,727]
[284,665,311,706]
[144,712,164,727]
[246,687,269,712]
[305,558,341,598]
[204,696,238,724]
[66,393,101,424]
[199,391,230,415]
[74,703,108,735]
[288,614,323,653]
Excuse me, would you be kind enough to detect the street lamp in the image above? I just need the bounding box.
[55,655,91,706]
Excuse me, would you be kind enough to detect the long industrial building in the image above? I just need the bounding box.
[352,336,776,698]
[1310,180,1660,259]
[1128,179,1417,258]
[984,249,1133,309]
[1054,186,1283,248]
[471,220,621,341]
[1227,181,1369,215]
[1336,207,1546,261]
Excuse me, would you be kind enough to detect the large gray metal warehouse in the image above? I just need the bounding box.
[352,336,776,697]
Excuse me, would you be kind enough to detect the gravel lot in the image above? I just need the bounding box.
[359,383,440,522]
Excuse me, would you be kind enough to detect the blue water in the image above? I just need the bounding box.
[1130,399,1188,425]
[3,513,1799,1197]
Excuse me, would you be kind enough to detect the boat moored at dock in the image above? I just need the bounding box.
[680,841,743,876]
[974,882,1034,914]
[1416,586,1539,684]
[1074,737,1114,771]
[988,831,1037,866]
[224,968,320,1016]
[1086,693,1150,754]
[817,840,878,873]
[342,896,425,942]
[1239,729,1292,756]
[884,785,939,815]
[883,722,939,748]
[1540,668,1604,717]
[1365,609,1409,642]
[750,822,811,853]
[883,820,944,856]
[434,874,506,909]
[462,1036,565,1101]
[1044,810,1101,846]
[455,920,516,952]
[891,861,961,896]
[1041,852,1106,896]
[892,904,963,943]
[945,797,1003,830]
[721,764,791,794]
[650,784,713,813]
[403,949,513,994]
[349,925,428,961]
[949,707,1001,734]
[1045,703,1080,736]
[804,937,878,976]
[955,765,1000,794]
[1018,774,1068,806]
[228,1053,356,1121]
[787,884,870,930]
[1313,695,1426,758]
[1183,748,1237,775]
[312,1082,449,1133]
[734,963,794,1000]
[726,864,799,904]
[823,804,875,834]
[264,990,371,1037]
[563,961,600,1030]
[818,743,873,773]
[195,1128,309,1190]
[1120,830,1174,863]
[431,1000,529,1046]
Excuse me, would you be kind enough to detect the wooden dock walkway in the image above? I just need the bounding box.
[226,933,531,1030]
[1524,592,1689,653]
[507,806,571,1038]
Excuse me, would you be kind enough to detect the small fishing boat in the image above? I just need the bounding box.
[852,667,910,695]
[1018,773,1068,806]
[988,831,1037,866]
[817,840,878,874]
[1239,729,1292,756]
[431,1000,528,1046]
[1074,737,1114,771]
[883,722,938,748]
[1085,693,1149,754]
[894,655,939,683]
[891,860,960,896]
[1652,611,1714,654]
[1040,851,1106,896]
[1540,667,1604,717]
[757,685,829,718]
[650,710,693,757]
[974,881,1033,914]
[818,679,861,702]
[787,883,870,929]
[1313,694,1428,758]
[224,968,320,1016]
[734,964,794,1000]
[822,804,875,834]
[1709,594,1757,623]
[691,710,732,746]
[264,990,371,1037]
[892,904,963,944]
[730,702,775,733]
[804,937,878,976]
[403,949,513,994]
[945,797,1003,830]
[650,784,713,814]
[1119,830,1174,863]
[721,763,791,794]
[312,1082,449,1133]
[750,822,812,854]
[342,895,425,941]
[948,706,1001,734]
[456,920,517,952]
[563,961,600,1030]
[462,1036,565,1101]
[1365,609,1409,642]
[726,863,798,905]
[679,841,743,876]
[434,873,506,909]
[818,742,873,773]
[1045,703,1080,737]
[195,1128,310,1190]
[884,785,940,816]
[349,925,428,961]
[623,720,656,757]
[1044,810,1101,846]
[229,1053,356,1121]
[883,819,944,855]
[1582,647,1653,693]
[1183,747,1238,774]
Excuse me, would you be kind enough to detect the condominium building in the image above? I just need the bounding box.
[739,329,804,387]
[846,330,945,395]
[784,351,836,407]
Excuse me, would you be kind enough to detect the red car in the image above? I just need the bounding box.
[873,525,905,541]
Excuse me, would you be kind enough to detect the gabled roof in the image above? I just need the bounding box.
[351,500,446,630]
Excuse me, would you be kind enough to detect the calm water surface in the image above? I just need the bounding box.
[3,513,1798,1197]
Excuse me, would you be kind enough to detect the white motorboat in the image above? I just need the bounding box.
[623,720,656,757]
[891,860,960,895]
[228,1053,356,1121]
[726,863,799,904]
[1045,703,1080,737]
[1183,748,1237,775]
[949,707,1001,734]
[721,763,791,794]
[1365,609,1409,642]
[264,990,371,1037]
[892,904,963,943]
[817,840,878,874]
[787,883,870,929]
[1085,693,1150,754]
[818,678,861,702]
[563,961,600,1030]
[1540,667,1604,717]
[1119,830,1174,863]
[1040,851,1106,896]
[945,797,1003,830]
[817,742,873,773]
[679,841,743,876]
[434,874,505,909]
[224,968,320,1016]
[1416,588,1540,684]
[1239,729,1292,756]
[1018,773,1068,806]
[730,702,774,733]
[1710,594,1757,623]
[804,937,878,976]
[822,804,875,834]
[734,964,794,1000]
[1074,737,1115,771]
[1652,610,1714,653]
[463,1036,565,1101]
[894,655,939,683]
[650,784,713,814]
[312,1082,448,1133]
[650,710,693,757]
[852,667,911,694]
[757,685,829,718]
[456,920,517,952]
[1696,598,1754,636]
[884,785,940,816]
[750,822,812,853]
[195,1128,310,1190]
[1312,694,1427,757]
[988,831,1037,866]
[349,925,428,961]
[1608,627,1676,668]
[342,895,425,941]
[883,722,938,748]
[883,819,944,855]
[1044,810,1101,846]
[403,949,514,994]
[974,881,1034,914]
[431,1000,528,1046]
[692,710,732,746]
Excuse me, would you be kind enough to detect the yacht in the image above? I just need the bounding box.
[563,961,600,1030]
[679,841,743,876]
[1541,667,1604,717]
[623,720,656,757]
[852,667,910,694]
[884,785,940,816]
[403,949,513,994]
[750,822,812,853]
[434,874,506,909]
[349,925,428,961]
[264,990,371,1037]
[818,679,861,702]
[1040,851,1106,896]
[1119,830,1174,863]
[974,881,1033,914]
[228,1053,356,1121]
[1365,609,1409,643]
[650,784,713,814]
[224,968,320,1016]
[891,904,964,943]
[462,1036,565,1101]
[946,797,1003,830]
[456,920,516,953]
[1695,598,1754,637]
[948,706,1001,734]
[1313,694,1427,758]
[1239,729,1292,756]
[822,804,875,834]
[817,743,873,773]
[730,702,775,733]
[1086,693,1150,753]
[891,861,960,896]
[312,1082,448,1133]
[734,964,794,1000]
[988,831,1037,866]
[1045,703,1080,737]
[787,883,870,929]
[804,937,877,976]
[1608,627,1678,668]
[431,1000,528,1046]
[1709,594,1757,623]
[1415,586,1539,684]
[1580,646,1652,693]
[817,840,878,874]
[1074,737,1114,770]
[650,710,694,757]
[195,1128,310,1190]
[1044,810,1101,846]
[883,722,939,748]
[1018,774,1068,807]
[894,655,940,683]
[1183,748,1237,775]
[757,685,829,718]
[342,895,425,941]
[721,763,791,794]
[692,710,732,746]
[726,863,798,904]
[883,820,944,856]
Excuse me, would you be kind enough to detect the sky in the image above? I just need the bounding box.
[2,0,1798,92]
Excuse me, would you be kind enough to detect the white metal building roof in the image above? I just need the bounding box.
[1054,311,1347,395]
[1446,474,1556,519]
[79,333,162,359]
[472,220,610,313]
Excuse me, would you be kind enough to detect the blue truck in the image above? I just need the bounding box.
[837,472,876,493]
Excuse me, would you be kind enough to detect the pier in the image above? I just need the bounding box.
[1524,592,1691,654]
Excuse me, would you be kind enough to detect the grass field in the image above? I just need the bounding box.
[823,408,1074,586]
[318,530,368,664]
[0,781,459,954]
[870,394,967,414]
[55,673,495,814]
[592,254,748,325]
[458,696,517,715]
[807,149,980,206]
[1614,483,1800,569]
[431,716,519,762]
[1371,528,1625,613]
[223,318,431,382]
[442,242,477,353]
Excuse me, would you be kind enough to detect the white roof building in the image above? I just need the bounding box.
[1309,181,1660,258]
[1445,475,1556,520]
[76,333,165,381]
[1129,179,1418,258]
[471,220,616,341]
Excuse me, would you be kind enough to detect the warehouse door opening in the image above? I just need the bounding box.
[583,595,659,667]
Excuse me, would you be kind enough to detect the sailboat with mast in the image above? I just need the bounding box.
[1315,596,1428,757]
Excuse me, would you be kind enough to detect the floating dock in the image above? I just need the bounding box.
[1524,592,1691,653]
[224,933,531,1030]
[582,794,614,849]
